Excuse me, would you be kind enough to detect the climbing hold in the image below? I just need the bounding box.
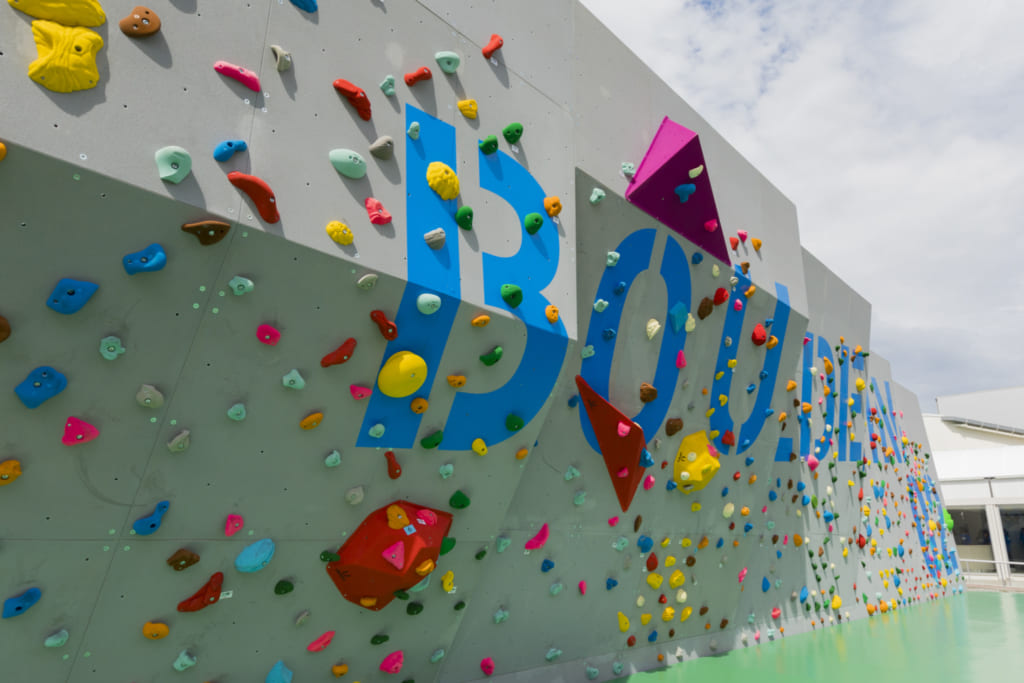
[172,650,197,672]
[300,412,323,430]
[617,611,630,632]
[546,648,562,662]
[345,486,364,505]
[407,121,421,140]
[289,0,318,12]
[257,324,281,345]
[228,171,280,223]
[525,523,550,550]
[46,278,98,315]
[541,559,555,573]
[165,429,190,453]
[480,657,496,677]
[226,403,247,421]
[176,572,224,612]
[26,20,103,92]
[274,579,295,596]
[505,414,524,432]
[546,305,560,323]
[364,197,393,225]
[0,315,8,343]
[377,351,427,398]
[645,318,662,340]
[606,251,621,267]
[493,606,510,623]
[377,73,396,96]
[41,628,68,649]
[432,51,461,75]
[235,538,275,573]
[590,188,606,204]
[368,423,386,438]
[0,460,22,487]
[369,135,395,160]
[501,284,523,308]
[594,299,609,313]
[270,45,292,71]
[329,149,367,179]
[675,183,696,203]
[522,212,544,235]
[385,450,402,479]
[264,660,293,683]
[332,79,372,120]
[15,366,67,408]
[321,338,357,368]
[123,243,167,275]
[404,66,432,86]
[2,587,41,619]
[621,162,637,178]
[478,135,500,155]
[482,33,504,59]
[370,310,399,340]
[450,490,471,509]
[472,438,488,456]
[480,346,503,366]
[62,416,99,446]
[167,548,200,571]
[442,571,456,593]
[324,450,342,468]
[424,227,447,250]
[213,139,247,163]
[607,578,619,590]
[426,161,460,200]
[133,501,169,536]
[278,369,306,391]
[136,384,164,409]
[214,60,260,92]
[457,99,479,119]
[181,220,231,246]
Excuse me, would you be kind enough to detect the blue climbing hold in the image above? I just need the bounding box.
[743,522,753,532]
[647,630,658,643]
[674,183,696,203]
[776,550,782,559]
[14,366,67,409]
[639,449,654,468]
[721,487,729,497]
[799,586,809,602]
[123,243,167,275]
[288,0,317,12]
[897,544,904,558]
[606,578,618,590]
[614,281,626,295]
[744,456,755,466]
[746,383,755,394]
[602,328,616,340]
[765,318,774,326]
[796,481,806,492]
[740,439,751,449]
[213,140,248,162]
[46,278,98,314]
[666,480,677,491]
[801,495,811,506]
[541,559,555,573]
[668,301,688,333]
[768,490,778,501]
[132,501,170,536]
[2,587,41,618]
[823,510,835,523]
[637,535,653,553]
[568,394,579,408]
[265,659,294,683]
[759,370,768,380]
[236,538,276,573]
[716,538,724,549]
[692,252,703,265]
[764,408,774,417]
[761,577,770,592]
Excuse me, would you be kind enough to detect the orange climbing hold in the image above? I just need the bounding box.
[515,448,529,460]
[545,305,560,323]
[411,398,429,414]
[544,196,562,217]
[482,33,504,59]
[786,380,797,392]
[142,621,169,639]
[332,663,349,677]
[471,314,491,327]
[300,412,324,430]
[447,375,467,388]
[0,460,22,486]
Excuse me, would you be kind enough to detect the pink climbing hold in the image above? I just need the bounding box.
[803,336,811,346]
[524,523,549,550]
[350,385,372,400]
[480,657,495,677]
[307,630,335,652]
[62,416,99,445]
[755,630,761,642]
[256,324,281,345]
[783,534,789,545]
[643,474,655,490]
[738,567,748,583]
[704,219,719,232]
[737,229,748,243]
[733,299,743,311]
[676,350,686,369]
[771,606,781,619]
[365,197,393,225]
[617,421,632,437]
[616,467,629,478]
[578,580,587,595]
[806,453,820,471]
[224,514,244,536]
[416,509,438,526]
[381,541,406,570]
[608,516,620,527]
[380,650,404,674]
[213,60,261,92]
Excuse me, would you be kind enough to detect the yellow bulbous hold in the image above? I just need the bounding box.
[9,0,107,26]
[325,220,354,245]
[831,595,842,610]
[673,431,721,494]
[377,351,428,398]
[679,606,693,622]
[426,161,460,200]
[28,20,104,93]
[456,98,478,119]
[617,611,630,632]
[661,607,675,621]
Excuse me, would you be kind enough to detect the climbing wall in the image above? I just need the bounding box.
[0,1,960,682]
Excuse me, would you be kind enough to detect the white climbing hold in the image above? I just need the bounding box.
[645,318,662,340]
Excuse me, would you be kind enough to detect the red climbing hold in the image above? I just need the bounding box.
[227,171,280,223]
[332,78,372,121]
[321,338,357,367]
[713,287,729,305]
[729,236,740,251]
[627,635,637,647]
[404,67,432,87]
[721,430,736,447]
[177,571,224,612]
[365,197,393,225]
[751,323,767,346]
[325,500,452,611]
[482,34,504,59]
[575,375,647,512]
[385,450,402,480]
[858,487,864,501]
[370,310,398,340]
[646,552,659,571]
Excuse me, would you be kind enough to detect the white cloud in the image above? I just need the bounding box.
[581,0,1024,410]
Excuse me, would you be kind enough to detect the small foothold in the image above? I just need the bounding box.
[213,139,247,163]
[270,45,292,71]
[424,227,447,250]
[223,513,244,537]
[275,579,295,595]
[479,135,499,154]
[646,318,662,340]
[181,219,231,246]
[407,121,421,139]
[482,33,504,59]
[502,122,524,144]
[282,369,306,389]
[136,384,164,409]
[499,283,524,308]
[46,278,98,315]
[457,99,479,119]
[368,423,386,438]
[385,450,402,479]
[621,162,636,178]
[167,548,200,571]
[329,148,367,179]
[546,648,563,662]
[545,305,560,324]
[62,416,99,446]
[228,171,280,223]
[16,366,68,408]
[172,650,197,672]
[2,587,41,618]
[453,206,475,232]
[214,60,260,92]
[325,220,354,245]
[593,299,609,313]
[257,323,281,345]
[438,463,454,479]
[544,196,562,217]
[380,74,396,95]
[369,135,395,160]
[586,665,600,680]
[154,146,192,184]
[404,66,433,86]
[449,490,471,509]
[122,243,167,275]
[132,501,169,536]
[541,559,555,573]
[524,212,544,234]
[493,607,510,624]
[176,571,224,612]
[357,273,379,290]
[589,188,606,204]
[411,398,430,415]
[235,538,276,573]
[226,403,246,421]
[44,628,69,648]
[345,486,364,505]
[228,275,255,296]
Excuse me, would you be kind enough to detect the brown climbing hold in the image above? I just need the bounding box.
[385,451,402,480]
[0,315,9,343]
[177,571,224,612]
[697,297,714,320]
[665,418,683,436]
[166,548,200,571]
[300,412,324,430]
[639,383,658,403]
[740,262,750,274]
[119,6,161,37]
[686,556,696,567]
[720,618,729,629]
[182,220,231,246]
[699,606,708,616]
[634,515,643,533]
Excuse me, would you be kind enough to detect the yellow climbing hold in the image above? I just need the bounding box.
[0,142,6,162]
[386,504,410,530]
[441,570,455,592]
[831,595,842,610]
[665,555,676,567]
[426,161,460,200]
[9,0,106,26]
[823,358,834,375]
[714,371,725,380]
[326,220,354,245]
[359,597,378,608]
[661,607,676,621]
[793,534,803,547]
[727,359,738,369]
[28,20,104,93]
[640,613,652,625]
[855,377,866,392]
[377,351,428,398]
[646,573,664,589]
[471,314,490,327]
[681,538,692,548]
[617,611,630,632]
[679,606,693,622]
[718,394,728,406]
[545,305,559,323]
[669,570,685,588]
[705,408,715,419]
[842,546,849,558]
[673,431,721,494]
[471,438,488,456]
[417,559,436,576]
[690,503,701,513]
[456,99,478,119]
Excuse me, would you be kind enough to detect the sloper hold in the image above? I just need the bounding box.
[9,0,106,26]
[62,416,99,445]
[228,172,280,223]
[15,366,67,408]
[176,571,223,612]
[575,375,647,512]
[155,146,191,183]
[625,117,731,264]
[28,21,103,93]
[182,220,231,245]
[329,148,367,179]
[123,243,166,274]
[167,548,200,571]
[266,660,294,683]
[2,587,41,618]
[435,51,460,73]
[235,538,276,573]
[46,278,97,314]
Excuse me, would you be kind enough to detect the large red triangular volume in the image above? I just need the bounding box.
[575,375,646,512]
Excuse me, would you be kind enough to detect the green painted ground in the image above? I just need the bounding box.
[623,591,1024,682]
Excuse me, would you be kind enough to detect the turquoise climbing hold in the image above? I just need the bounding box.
[46,278,98,314]
[282,369,306,390]
[133,501,170,536]
[496,536,511,553]
[380,74,396,96]
[408,574,431,592]
[434,51,460,73]
[229,275,254,295]
[289,0,317,12]
[43,629,69,648]
[265,659,294,683]
[329,149,367,179]
[493,607,509,624]
[668,301,688,333]
[2,587,41,618]
[99,336,125,361]
[546,648,562,662]
[417,293,442,315]
[674,183,696,202]
[324,450,342,467]
[155,146,192,184]
[227,403,247,421]
[235,538,276,573]
[173,650,197,672]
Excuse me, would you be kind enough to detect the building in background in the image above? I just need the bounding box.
[926,386,1024,587]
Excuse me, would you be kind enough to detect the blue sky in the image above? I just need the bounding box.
[580,0,1024,412]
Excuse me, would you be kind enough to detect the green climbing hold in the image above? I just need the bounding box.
[449,490,471,509]
[329,148,368,179]
[274,580,294,595]
[480,346,503,366]
[505,414,524,432]
[479,135,498,155]
[496,536,511,553]
[440,537,457,555]
[371,634,390,645]
[500,284,523,308]
[524,212,544,235]
[475,548,487,560]
[421,430,444,449]
[454,600,466,611]
[549,582,564,596]
[394,589,410,601]
[407,601,424,616]
[435,51,461,74]
[456,205,474,230]
[502,122,523,144]
[320,551,340,562]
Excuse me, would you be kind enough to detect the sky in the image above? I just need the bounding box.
[579,0,1024,413]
